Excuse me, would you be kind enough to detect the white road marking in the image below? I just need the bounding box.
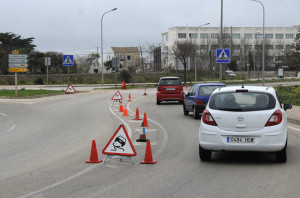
[288,126,300,132]
[6,125,16,133]
[18,164,100,198]
[0,113,8,116]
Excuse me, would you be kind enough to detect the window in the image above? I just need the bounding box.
[211,33,219,39]
[276,34,283,39]
[244,33,252,39]
[198,86,224,97]
[178,33,186,38]
[265,34,273,39]
[265,45,274,50]
[255,45,262,50]
[189,33,198,38]
[200,45,209,50]
[232,33,240,39]
[223,33,230,38]
[286,34,294,39]
[286,45,293,50]
[211,45,219,50]
[200,33,209,38]
[275,45,284,50]
[255,33,263,39]
[127,55,131,60]
[233,45,240,50]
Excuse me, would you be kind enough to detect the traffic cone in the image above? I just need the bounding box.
[136,127,148,142]
[121,81,126,89]
[133,108,142,120]
[86,140,102,163]
[128,94,132,102]
[123,104,129,116]
[140,140,157,164]
[143,88,147,96]
[141,112,149,127]
[119,101,124,112]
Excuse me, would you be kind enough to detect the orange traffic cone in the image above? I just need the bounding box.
[141,112,149,127]
[86,140,102,163]
[123,104,129,116]
[136,127,148,142]
[133,108,142,120]
[121,81,126,89]
[141,140,157,164]
[128,94,132,102]
[143,88,147,96]
[119,101,124,112]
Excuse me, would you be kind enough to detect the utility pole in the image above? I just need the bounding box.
[140,46,144,73]
[219,0,223,83]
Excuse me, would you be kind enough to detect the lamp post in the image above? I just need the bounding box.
[252,0,265,86]
[101,8,117,85]
[195,22,210,82]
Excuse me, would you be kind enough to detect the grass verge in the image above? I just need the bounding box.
[0,89,65,98]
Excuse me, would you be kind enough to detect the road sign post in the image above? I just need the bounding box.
[216,49,230,83]
[45,57,51,86]
[9,51,29,96]
[63,55,74,85]
[112,57,120,88]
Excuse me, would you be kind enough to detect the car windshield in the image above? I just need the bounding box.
[159,79,181,86]
[198,86,224,96]
[209,92,276,111]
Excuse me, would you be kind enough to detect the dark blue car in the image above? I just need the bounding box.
[183,83,226,119]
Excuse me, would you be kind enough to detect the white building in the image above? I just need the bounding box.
[161,24,299,70]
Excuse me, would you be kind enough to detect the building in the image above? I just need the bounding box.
[111,47,141,71]
[161,24,299,71]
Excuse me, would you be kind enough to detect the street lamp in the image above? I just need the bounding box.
[252,0,265,86]
[195,22,210,82]
[101,7,117,85]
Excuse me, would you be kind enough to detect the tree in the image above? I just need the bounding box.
[170,40,197,85]
[0,32,36,74]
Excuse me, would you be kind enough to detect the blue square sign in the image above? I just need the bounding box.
[216,49,230,63]
[63,55,74,66]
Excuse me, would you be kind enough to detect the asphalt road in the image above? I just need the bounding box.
[1,89,300,198]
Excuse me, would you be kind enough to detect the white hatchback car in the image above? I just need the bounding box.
[199,86,292,162]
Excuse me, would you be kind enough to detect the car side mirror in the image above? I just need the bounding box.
[283,104,292,111]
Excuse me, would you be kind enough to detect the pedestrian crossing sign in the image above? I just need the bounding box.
[63,55,74,66]
[216,49,230,63]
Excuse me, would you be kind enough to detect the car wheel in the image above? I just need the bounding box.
[199,145,212,161]
[193,107,200,119]
[156,99,160,105]
[276,140,287,163]
[183,104,189,116]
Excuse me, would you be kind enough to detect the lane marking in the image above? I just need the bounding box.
[6,125,16,133]
[109,103,132,137]
[288,126,300,132]
[18,164,100,198]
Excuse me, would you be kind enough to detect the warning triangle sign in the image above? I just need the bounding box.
[102,125,137,156]
[111,91,123,100]
[217,50,229,60]
[63,56,73,64]
[65,84,76,94]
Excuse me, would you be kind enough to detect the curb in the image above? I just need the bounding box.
[288,117,300,125]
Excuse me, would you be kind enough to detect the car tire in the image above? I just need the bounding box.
[156,99,160,105]
[183,104,189,116]
[199,145,212,161]
[276,140,287,163]
[193,107,200,119]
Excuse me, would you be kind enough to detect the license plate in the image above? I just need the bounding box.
[227,136,254,143]
[166,88,175,91]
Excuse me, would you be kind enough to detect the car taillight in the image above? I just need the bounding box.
[265,110,282,126]
[202,110,218,126]
[157,86,161,91]
[195,99,205,104]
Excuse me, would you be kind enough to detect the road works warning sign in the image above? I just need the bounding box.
[216,49,230,63]
[102,125,137,156]
[111,91,123,100]
[65,84,76,94]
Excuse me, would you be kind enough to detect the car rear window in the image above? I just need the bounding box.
[198,86,224,96]
[159,79,181,86]
[209,92,276,111]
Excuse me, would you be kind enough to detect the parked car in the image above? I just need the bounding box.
[183,83,226,119]
[198,86,292,162]
[156,76,184,105]
[225,70,236,76]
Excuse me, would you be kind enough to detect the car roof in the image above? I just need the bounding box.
[212,85,276,95]
[194,83,226,87]
[159,76,180,80]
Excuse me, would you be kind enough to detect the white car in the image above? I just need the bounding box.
[198,86,292,162]
[225,70,236,76]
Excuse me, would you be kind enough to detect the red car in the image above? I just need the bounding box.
[156,76,184,105]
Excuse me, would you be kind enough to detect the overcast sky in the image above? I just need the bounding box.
[1,0,299,56]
